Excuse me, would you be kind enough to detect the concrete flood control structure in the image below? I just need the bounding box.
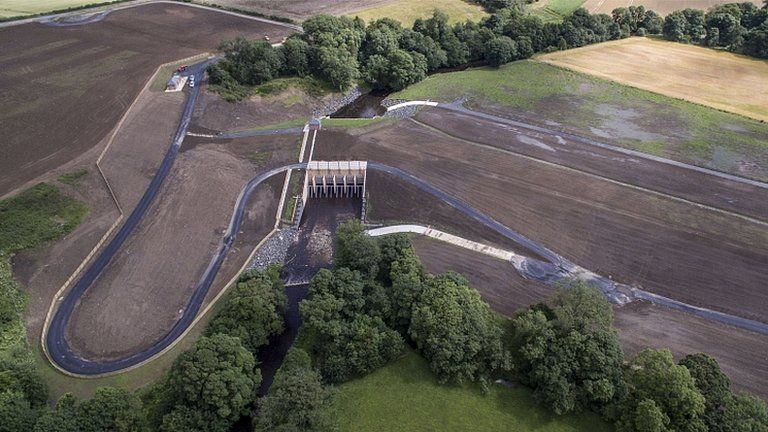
[302,161,367,200]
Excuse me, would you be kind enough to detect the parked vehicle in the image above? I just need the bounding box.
[176,65,188,73]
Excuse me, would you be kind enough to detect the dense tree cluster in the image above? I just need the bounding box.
[205,266,287,352]
[254,348,336,432]
[509,283,625,415]
[300,266,406,382]
[301,220,510,386]
[210,4,664,98]
[663,2,768,57]
[510,282,768,431]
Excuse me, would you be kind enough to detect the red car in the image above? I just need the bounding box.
[176,65,188,73]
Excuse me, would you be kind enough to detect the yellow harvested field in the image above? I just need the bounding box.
[346,0,487,25]
[539,37,768,122]
[583,0,762,15]
[0,0,120,17]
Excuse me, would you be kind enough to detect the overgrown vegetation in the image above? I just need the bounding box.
[57,169,88,186]
[0,183,87,431]
[300,221,509,387]
[253,348,336,432]
[2,192,767,431]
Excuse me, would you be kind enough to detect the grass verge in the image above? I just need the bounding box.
[0,0,124,19]
[336,349,612,432]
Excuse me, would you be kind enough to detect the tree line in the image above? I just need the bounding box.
[662,1,768,58]
[208,1,767,100]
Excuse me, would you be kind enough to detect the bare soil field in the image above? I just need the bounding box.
[414,108,768,221]
[410,240,768,398]
[365,170,546,258]
[616,302,768,398]
[0,2,295,196]
[313,116,768,323]
[583,0,763,15]
[203,0,393,21]
[65,134,296,360]
[411,237,556,314]
[99,91,186,210]
[539,38,768,122]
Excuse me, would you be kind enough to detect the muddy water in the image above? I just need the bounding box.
[330,93,387,118]
[255,284,310,396]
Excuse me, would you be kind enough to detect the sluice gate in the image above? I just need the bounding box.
[302,161,367,202]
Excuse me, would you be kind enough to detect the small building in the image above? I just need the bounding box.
[165,74,187,92]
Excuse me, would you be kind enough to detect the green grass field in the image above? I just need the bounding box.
[346,0,487,25]
[393,60,768,181]
[0,0,121,18]
[336,349,612,432]
[527,0,586,22]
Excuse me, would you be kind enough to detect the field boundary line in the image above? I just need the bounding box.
[410,117,768,228]
[96,51,211,214]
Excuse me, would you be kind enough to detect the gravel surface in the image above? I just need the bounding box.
[382,98,419,118]
[312,87,363,117]
[248,228,298,270]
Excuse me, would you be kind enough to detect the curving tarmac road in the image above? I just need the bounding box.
[46,59,211,374]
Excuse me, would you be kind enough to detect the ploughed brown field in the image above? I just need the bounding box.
[313,109,768,324]
[0,2,295,196]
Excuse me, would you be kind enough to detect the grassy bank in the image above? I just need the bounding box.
[393,60,768,181]
[336,349,612,432]
[0,183,87,397]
